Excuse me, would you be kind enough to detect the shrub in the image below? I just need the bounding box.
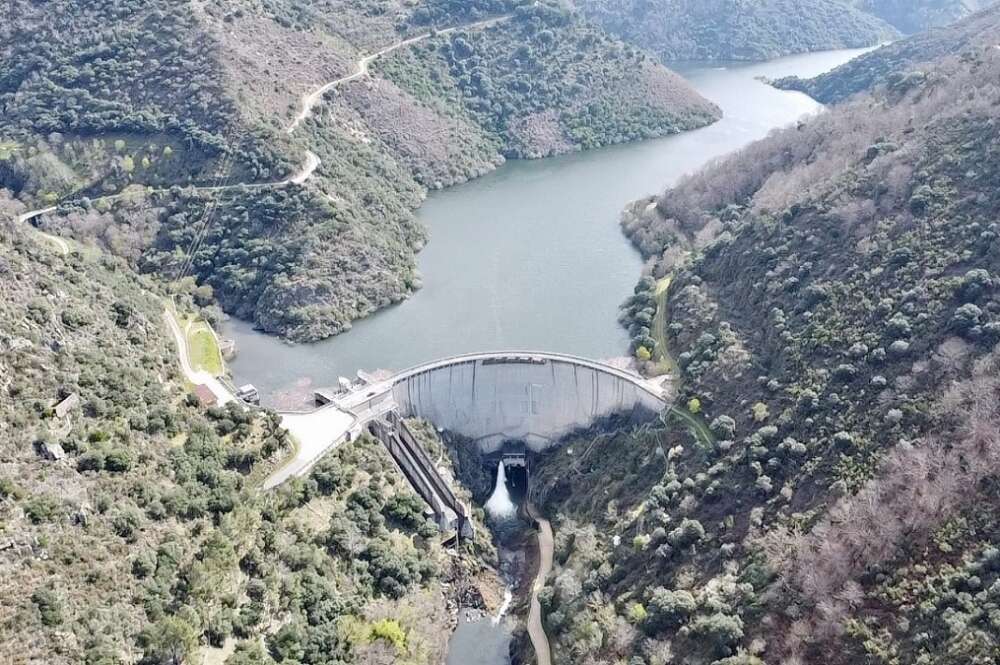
[689,613,744,655]
[645,588,696,633]
[628,603,648,624]
[369,619,407,651]
[32,587,63,627]
[668,519,705,549]
[24,495,61,523]
[710,415,736,438]
[139,616,198,665]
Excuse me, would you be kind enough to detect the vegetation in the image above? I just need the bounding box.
[573,0,896,62]
[541,9,1000,664]
[379,3,720,158]
[851,0,998,33]
[1,0,719,342]
[0,206,497,663]
[185,318,224,377]
[774,5,1000,102]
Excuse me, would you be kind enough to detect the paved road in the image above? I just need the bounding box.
[526,502,554,665]
[287,15,511,133]
[163,309,235,407]
[262,407,358,489]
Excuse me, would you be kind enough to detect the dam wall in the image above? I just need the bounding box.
[391,353,666,454]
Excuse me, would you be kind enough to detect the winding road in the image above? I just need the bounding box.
[526,502,553,665]
[17,14,509,239]
[14,148,321,243]
[287,15,511,133]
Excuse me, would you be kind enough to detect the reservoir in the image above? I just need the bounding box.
[224,47,870,406]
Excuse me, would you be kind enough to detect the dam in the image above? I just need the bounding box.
[266,352,671,519]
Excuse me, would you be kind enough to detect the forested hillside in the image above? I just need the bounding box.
[0,0,718,341]
[537,12,1000,664]
[852,0,998,33]
[572,0,896,61]
[774,5,1000,103]
[0,203,498,663]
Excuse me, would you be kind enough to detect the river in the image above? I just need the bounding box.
[225,47,871,663]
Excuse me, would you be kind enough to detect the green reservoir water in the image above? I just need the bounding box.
[224,47,870,407]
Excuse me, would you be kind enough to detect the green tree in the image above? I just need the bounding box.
[225,641,272,665]
[139,616,199,665]
[32,587,63,626]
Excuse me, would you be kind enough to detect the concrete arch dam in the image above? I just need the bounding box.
[388,352,669,454]
[270,352,670,492]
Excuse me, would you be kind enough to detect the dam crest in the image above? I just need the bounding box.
[267,351,672,534]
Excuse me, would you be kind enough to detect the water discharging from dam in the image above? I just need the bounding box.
[485,461,517,520]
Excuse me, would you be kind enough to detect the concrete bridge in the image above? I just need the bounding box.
[267,351,670,490]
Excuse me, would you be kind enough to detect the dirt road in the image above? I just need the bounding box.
[286,15,510,133]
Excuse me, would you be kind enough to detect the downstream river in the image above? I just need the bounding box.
[226,48,870,663]
[225,48,868,402]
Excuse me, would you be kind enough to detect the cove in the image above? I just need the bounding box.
[224,47,870,405]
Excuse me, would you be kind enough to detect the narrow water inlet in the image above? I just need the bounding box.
[485,461,517,520]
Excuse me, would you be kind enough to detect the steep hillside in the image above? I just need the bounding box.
[571,0,896,62]
[0,206,498,664]
[1,0,719,342]
[775,4,1000,102]
[852,0,998,33]
[538,20,1000,665]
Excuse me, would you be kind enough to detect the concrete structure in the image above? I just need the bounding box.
[368,412,473,541]
[265,351,669,489]
[389,352,667,453]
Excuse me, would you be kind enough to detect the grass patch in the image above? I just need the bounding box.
[650,276,678,376]
[186,321,223,376]
[666,406,714,449]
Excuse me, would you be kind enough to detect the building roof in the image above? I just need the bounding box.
[193,384,218,407]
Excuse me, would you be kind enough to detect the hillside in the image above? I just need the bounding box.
[571,0,897,62]
[0,206,498,663]
[775,4,1000,102]
[536,16,1000,665]
[852,0,999,33]
[0,0,719,342]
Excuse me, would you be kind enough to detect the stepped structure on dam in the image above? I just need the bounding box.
[266,352,672,538]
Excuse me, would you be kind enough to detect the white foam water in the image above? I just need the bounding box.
[492,587,513,625]
[485,461,516,520]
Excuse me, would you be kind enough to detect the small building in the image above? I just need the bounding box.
[236,384,260,405]
[193,384,218,408]
[53,393,79,419]
[37,442,67,461]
